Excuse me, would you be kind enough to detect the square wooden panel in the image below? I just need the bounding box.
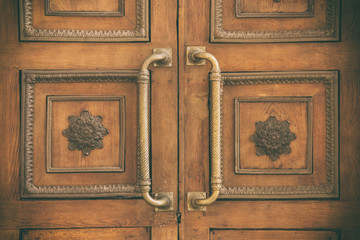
[211,0,340,42]
[19,0,149,41]
[220,71,338,199]
[21,70,141,198]
[235,97,313,175]
[46,96,125,173]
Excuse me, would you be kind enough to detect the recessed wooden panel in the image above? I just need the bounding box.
[47,96,125,173]
[20,0,149,41]
[21,228,151,240]
[21,70,141,198]
[210,229,338,240]
[220,71,338,199]
[46,0,124,17]
[211,0,339,42]
[236,0,314,18]
[235,97,313,175]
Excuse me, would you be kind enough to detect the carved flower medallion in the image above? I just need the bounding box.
[62,110,109,156]
[250,116,296,161]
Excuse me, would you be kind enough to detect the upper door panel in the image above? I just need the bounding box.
[210,0,340,42]
[19,0,149,41]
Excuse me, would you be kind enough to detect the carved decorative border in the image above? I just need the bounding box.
[211,0,339,42]
[20,0,149,42]
[21,70,141,198]
[45,0,125,17]
[236,0,315,18]
[220,71,339,198]
[46,95,126,173]
[235,97,313,175]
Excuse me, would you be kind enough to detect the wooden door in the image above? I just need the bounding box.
[1,0,360,239]
[0,0,178,239]
[179,0,360,239]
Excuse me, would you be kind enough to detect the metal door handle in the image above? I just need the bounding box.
[186,47,223,211]
[138,48,173,211]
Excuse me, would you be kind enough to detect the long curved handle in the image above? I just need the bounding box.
[138,48,173,210]
[187,47,223,211]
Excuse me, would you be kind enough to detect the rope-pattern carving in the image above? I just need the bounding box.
[137,70,152,193]
[22,71,140,197]
[220,72,338,197]
[210,75,223,191]
[136,49,172,209]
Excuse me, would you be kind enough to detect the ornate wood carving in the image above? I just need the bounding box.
[221,71,339,199]
[62,110,109,156]
[46,95,126,173]
[19,0,149,42]
[21,70,140,198]
[250,116,296,161]
[211,0,339,42]
[235,97,313,175]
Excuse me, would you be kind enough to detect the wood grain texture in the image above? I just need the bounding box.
[46,0,124,17]
[20,0,147,41]
[0,231,19,240]
[29,80,137,187]
[236,100,309,171]
[34,0,133,30]
[49,98,124,171]
[236,0,313,18]
[183,201,360,229]
[224,0,324,31]
[213,0,339,42]
[238,0,309,13]
[179,0,360,239]
[210,229,338,240]
[219,73,338,199]
[21,228,150,240]
[49,0,119,12]
[0,0,178,238]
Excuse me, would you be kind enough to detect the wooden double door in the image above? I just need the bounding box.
[1,0,360,239]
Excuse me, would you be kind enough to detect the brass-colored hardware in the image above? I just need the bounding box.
[138,48,173,211]
[153,48,172,67]
[186,46,206,65]
[187,47,223,211]
[187,192,206,211]
[154,192,174,212]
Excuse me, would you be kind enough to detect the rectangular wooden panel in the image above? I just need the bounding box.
[47,96,125,173]
[211,0,339,42]
[46,0,124,17]
[21,228,151,240]
[220,71,338,199]
[210,229,338,240]
[21,70,140,198]
[236,0,314,18]
[20,0,149,41]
